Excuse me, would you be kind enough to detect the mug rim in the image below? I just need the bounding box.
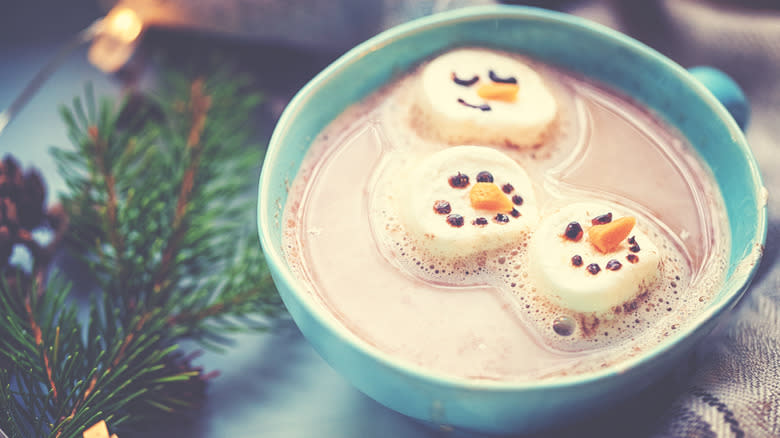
[258,4,767,392]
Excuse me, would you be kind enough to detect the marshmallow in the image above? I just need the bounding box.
[398,146,538,258]
[417,48,558,148]
[528,202,662,314]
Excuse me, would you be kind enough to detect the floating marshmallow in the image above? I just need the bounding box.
[398,146,538,258]
[416,48,558,148]
[528,202,662,314]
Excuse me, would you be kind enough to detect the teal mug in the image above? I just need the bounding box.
[257,5,766,435]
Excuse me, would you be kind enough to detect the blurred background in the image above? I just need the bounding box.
[1,1,778,437]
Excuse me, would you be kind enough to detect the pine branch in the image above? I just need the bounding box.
[1,58,283,437]
[151,78,210,294]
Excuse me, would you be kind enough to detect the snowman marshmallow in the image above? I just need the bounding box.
[528,202,662,314]
[416,48,558,148]
[397,146,539,259]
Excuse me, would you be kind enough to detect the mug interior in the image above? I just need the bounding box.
[258,4,766,394]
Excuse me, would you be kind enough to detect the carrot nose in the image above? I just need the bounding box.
[477,83,519,102]
[588,216,636,253]
[469,182,514,212]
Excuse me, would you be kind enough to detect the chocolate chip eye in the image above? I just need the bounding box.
[476,171,494,183]
[448,172,470,188]
[564,222,583,241]
[591,213,613,225]
[452,73,479,86]
[489,70,517,84]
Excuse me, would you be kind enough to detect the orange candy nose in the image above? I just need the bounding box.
[477,83,519,102]
[588,216,636,253]
[469,182,514,212]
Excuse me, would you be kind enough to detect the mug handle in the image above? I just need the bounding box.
[688,66,750,131]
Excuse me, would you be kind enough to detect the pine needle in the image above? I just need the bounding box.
[0,58,283,438]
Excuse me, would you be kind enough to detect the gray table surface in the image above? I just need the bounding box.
[2,0,778,437]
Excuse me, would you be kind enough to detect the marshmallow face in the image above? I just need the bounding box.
[417,48,558,148]
[398,146,539,259]
[528,202,662,314]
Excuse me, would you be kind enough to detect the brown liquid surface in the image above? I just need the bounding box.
[282,54,729,381]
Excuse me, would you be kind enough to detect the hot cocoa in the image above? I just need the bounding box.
[281,48,729,381]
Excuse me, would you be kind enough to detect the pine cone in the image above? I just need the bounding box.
[0,155,24,197]
[0,155,49,268]
[0,156,22,265]
[19,168,47,229]
[0,218,11,265]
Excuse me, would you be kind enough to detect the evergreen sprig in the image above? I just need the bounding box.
[1,61,283,437]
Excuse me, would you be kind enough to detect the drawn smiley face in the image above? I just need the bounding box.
[416,48,558,148]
